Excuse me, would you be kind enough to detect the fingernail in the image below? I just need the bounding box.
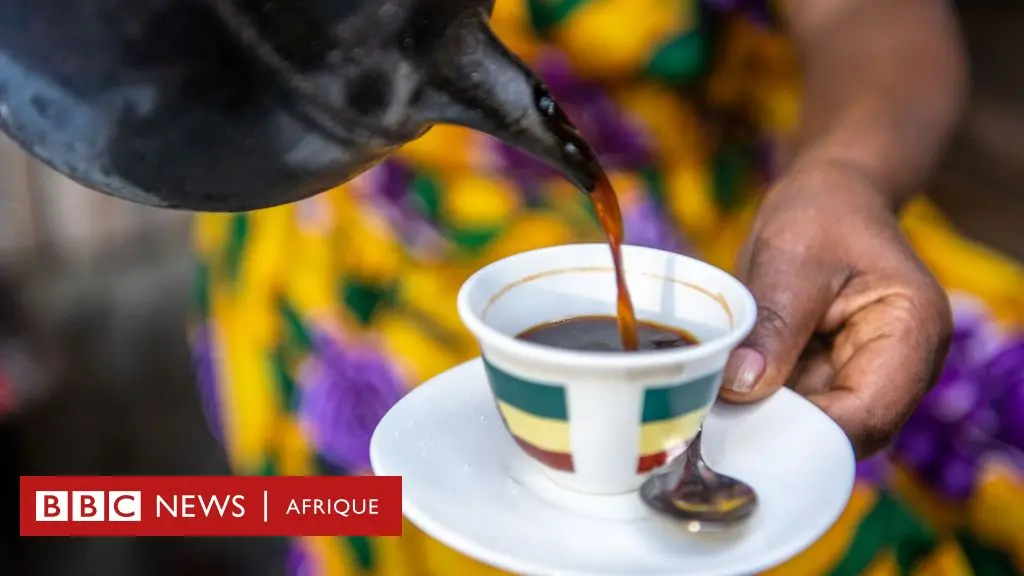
[724,348,766,394]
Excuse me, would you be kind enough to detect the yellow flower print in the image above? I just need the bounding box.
[440,173,522,231]
[374,310,468,385]
[902,202,1024,326]
[492,0,544,64]
[283,233,338,319]
[392,265,468,345]
[912,541,975,575]
[968,461,1024,568]
[538,177,601,235]
[664,162,719,241]
[698,202,756,273]
[860,552,899,576]
[194,213,234,261]
[890,465,965,534]
[754,82,801,134]
[553,0,682,80]
[483,211,578,263]
[614,84,705,164]
[418,532,509,576]
[708,20,776,109]
[397,126,496,174]
[242,206,295,314]
[304,536,349,576]
[210,291,279,473]
[276,416,314,476]
[337,208,405,286]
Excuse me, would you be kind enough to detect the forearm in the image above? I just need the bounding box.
[786,0,967,210]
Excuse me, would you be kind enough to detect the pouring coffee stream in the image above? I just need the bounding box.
[533,94,640,351]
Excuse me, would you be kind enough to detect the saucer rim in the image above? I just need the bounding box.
[371,358,856,576]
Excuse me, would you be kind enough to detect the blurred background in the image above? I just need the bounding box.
[1,2,1023,575]
[0,142,287,572]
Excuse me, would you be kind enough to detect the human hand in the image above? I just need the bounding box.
[718,161,953,458]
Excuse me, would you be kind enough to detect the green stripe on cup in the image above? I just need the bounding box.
[641,372,722,423]
[482,358,568,421]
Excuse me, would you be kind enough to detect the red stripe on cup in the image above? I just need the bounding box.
[512,437,575,472]
[637,451,668,473]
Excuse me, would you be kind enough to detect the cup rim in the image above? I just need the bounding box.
[456,244,757,370]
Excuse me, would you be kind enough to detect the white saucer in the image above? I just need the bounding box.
[370,359,855,576]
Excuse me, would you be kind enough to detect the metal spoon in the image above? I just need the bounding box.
[639,429,758,530]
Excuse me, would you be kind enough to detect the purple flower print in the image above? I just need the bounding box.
[855,454,892,485]
[354,161,449,254]
[996,375,1024,454]
[705,0,775,26]
[373,160,413,204]
[596,112,654,169]
[192,324,224,445]
[286,540,317,576]
[534,51,586,102]
[890,294,1024,500]
[299,329,407,473]
[623,196,690,254]
[986,335,1024,394]
[499,143,559,189]
[920,364,981,426]
[894,411,943,474]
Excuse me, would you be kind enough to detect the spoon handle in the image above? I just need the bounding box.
[676,429,718,489]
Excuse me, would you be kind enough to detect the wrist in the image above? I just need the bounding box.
[786,149,911,214]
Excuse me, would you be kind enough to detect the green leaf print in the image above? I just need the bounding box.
[339,536,376,573]
[409,173,442,223]
[827,491,938,576]
[314,453,348,477]
[640,167,666,209]
[956,529,1022,576]
[272,349,299,413]
[341,281,391,326]
[224,213,249,285]
[645,31,708,85]
[446,226,505,254]
[712,143,753,211]
[277,299,314,352]
[527,0,587,35]
[258,454,279,477]
[191,262,211,320]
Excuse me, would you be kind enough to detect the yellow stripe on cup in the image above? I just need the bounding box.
[638,408,708,456]
[495,400,573,454]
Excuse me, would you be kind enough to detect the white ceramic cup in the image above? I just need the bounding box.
[457,243,757,495]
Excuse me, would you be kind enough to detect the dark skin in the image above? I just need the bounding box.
[718,0,967,458]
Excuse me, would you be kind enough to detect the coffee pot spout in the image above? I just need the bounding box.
[419,18,598,192]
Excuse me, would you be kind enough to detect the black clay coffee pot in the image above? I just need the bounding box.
[0,0,593,211]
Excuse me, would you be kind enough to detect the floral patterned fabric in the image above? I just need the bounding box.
[190,1,1024,574]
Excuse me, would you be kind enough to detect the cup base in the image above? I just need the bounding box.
[508,452,649,521]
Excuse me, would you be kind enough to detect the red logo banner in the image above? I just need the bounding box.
[20,476,402,537]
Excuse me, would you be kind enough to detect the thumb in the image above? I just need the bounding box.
[719,242,842,403]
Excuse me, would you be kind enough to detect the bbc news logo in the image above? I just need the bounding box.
[21,476,402,537]
[36,491,142,522]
